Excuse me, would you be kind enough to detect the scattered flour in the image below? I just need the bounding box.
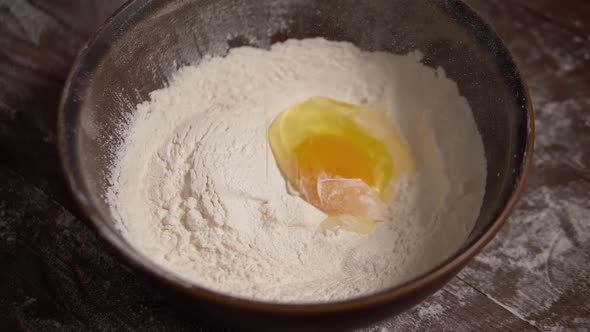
[107,38,486,303]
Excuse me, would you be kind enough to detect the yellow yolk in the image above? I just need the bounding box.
[269,96,414,234]
[295,134,375,213]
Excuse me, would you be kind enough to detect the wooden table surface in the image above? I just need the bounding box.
[1,0,589,331]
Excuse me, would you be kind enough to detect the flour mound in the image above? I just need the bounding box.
[108,38,486,303]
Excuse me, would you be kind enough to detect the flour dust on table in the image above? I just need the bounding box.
[107,38,486,303]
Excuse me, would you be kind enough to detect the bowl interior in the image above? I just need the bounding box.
[60,0,530,302]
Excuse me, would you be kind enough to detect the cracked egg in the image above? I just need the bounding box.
[268,96,414,234]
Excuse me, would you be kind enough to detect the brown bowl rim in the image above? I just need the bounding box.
[58,0,535,316]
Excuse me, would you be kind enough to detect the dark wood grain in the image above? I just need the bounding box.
[1,0,589,331]
[508,0,590,36]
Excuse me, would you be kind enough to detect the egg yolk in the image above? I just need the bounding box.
[269,96,414,234]
[297,135,375,185]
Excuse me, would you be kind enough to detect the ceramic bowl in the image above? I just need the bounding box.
[58,0,534,330]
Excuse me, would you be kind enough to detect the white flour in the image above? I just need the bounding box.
[107,38,486,303]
